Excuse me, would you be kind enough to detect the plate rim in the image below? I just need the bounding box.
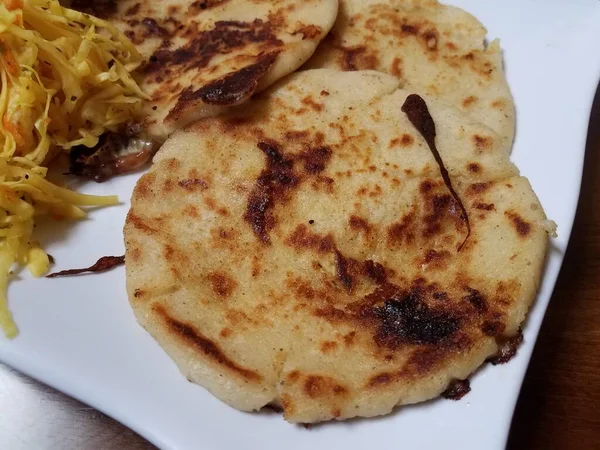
[2,2,600,449]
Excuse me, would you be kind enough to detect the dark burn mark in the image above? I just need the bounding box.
[467,163,481,173]
[315,306,352,322]
[190,0,229,10]
[489,330,523,365]
[433,291,448,301]
[442,379,471,400]
[423,249,452,270]
[333,249,389,291]
[481,320,505,336]
[301,96,323,112]
[286,370,300,383]
[47,255,124,278]
[387,217,415,245]
[284,130,310,141]
[70,0,116,19]
[402,94,470,251]
[463,287,487,313]
[366,283,460,348]
[303,375,348,399]
[349,215,371,235]
[246,141,333,243]
[244,142,297,243]
[335,250,354,292]
[195,52,278,105]
[467,182,491,196]
[505,211,532,237]
[475,202,495,211]
[473,135,493,150]
[155,306,261,380]
[142,18,168,38]
[343,331,356,346]
[178,178,208,190]
[144,20,281,75]
[390,57,402,77]
[285,224,334,253]
[401,133,414,146]
[144,18,284,117]
[422,29,439,50]
[125,3,140,16]
[424,249,448,263]
[423,194,452,237]
[420,180,435,193]
[408,345,461,374]
[343,46,366,71]
[169,52,278,117]
[127,213,158,234]
[401,24,419,34]
[321,341,337,353]
[341,46,377,71]
[363,260,387,284]
[368,373,391,387]
[299,146,332,174]
[207,271,237,297]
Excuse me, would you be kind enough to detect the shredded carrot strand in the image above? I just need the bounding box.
[1,45,19,76]
[3,0,23,11]
[2,115,24,147]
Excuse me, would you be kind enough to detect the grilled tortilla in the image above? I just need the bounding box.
[73,0,338,140]
[305,0,515,146]
[124,70,550,423]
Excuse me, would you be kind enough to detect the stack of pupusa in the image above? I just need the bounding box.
[121,0,554,423]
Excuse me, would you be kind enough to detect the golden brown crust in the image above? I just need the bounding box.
[88,0,338,139]
[305,0,515,145]
[124,70,548,423]
[154,305,262,382]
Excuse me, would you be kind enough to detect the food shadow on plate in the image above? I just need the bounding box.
[254,392,461,430]
[31,210,101,250]
[30,154,138,251]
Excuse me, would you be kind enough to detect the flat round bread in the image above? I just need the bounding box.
[124,69,549,423]
[74,0,338,140]
[305,0,515,146]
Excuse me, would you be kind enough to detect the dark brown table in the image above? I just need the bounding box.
[506,86,600,449]
[1,89,598,450]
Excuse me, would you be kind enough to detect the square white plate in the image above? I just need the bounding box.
[2,1,600,449]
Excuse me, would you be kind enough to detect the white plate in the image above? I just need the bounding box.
[2,1,600,449]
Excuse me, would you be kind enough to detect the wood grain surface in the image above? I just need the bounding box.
[506,86,600,449]
[0,90,598,450]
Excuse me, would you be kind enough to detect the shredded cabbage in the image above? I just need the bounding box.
[0,0,148,337]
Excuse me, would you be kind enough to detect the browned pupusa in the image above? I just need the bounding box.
[73,0,338,139]
[124,70,550,423]
[305,0,515,146]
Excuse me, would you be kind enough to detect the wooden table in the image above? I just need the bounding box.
[0,91,598,450]
[506,86,600,449]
